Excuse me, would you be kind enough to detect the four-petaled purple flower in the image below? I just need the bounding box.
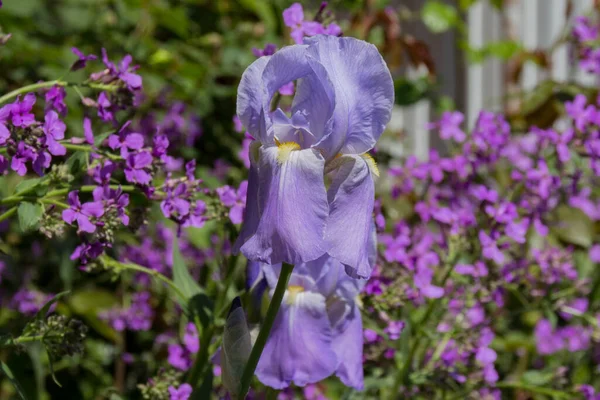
[101,48,143,91]
[124,151,153,185]
[62,191,105,233]
[168,384,192,400]
[11,94,36,127]
[45,86,67,116]
[108,122,145,157]
[217,181,247,224]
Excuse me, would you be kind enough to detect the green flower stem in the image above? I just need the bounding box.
[391,253,457,396]
[1,335,45,348]
[0,80,117,105]
[495,382,574,399]
[187,254,241,386]
[0,185,136,206]
[101,256,187,301]
[0,206,17,223]
[238,262,294,399]
[40,198,69,209]
[62,143,121,161]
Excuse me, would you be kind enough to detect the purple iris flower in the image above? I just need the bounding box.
[62,191,105,233]
[255,255,365,390]
[234,35,394,278]
[71,47,97,71]
[11,94,36,127]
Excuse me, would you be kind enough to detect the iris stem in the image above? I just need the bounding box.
[237,262,294,399]
[0,80,117,105]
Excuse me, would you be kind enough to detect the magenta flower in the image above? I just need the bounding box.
[235,35,393,278]
[430,111,466,142]
[70,47,97,71]
[83,117,94,145]
[108,122,145,157]
[11,94,36,127]
[479,230,504,264]
[0,103,12,145]
[43,111,66,156]
[168,383,192,400]
[45,86,67,115]
[11,141,35,176]
[217,181,247,224]
[124,151,153,185]
[101,49,143,91]
[62,191,105,233]
[97,92,114,122]
[252,43,277,58]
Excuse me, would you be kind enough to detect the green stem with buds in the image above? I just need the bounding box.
[0,80,118,105]
[101,256,187,301]
[237,262,294,399]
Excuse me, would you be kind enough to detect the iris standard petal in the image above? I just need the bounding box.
[291,57,335,145]
[332,304,364,390]
[237,56,270,142]
[240,145,328,265]
[305,35,394,155]
[325,155,376,278]
[255,291,338,389]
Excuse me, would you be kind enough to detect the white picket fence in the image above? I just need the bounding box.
[388,0,598,160]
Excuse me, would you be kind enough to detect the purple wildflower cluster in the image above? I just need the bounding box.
[100,291,154,332]
[0,94,67,176]
[167,323,199,371]
[283,2,341,44]
[359,92,600,395]
[573,15,600,74]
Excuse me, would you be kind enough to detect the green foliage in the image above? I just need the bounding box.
[17,202,43,232]
[421,1,459,34]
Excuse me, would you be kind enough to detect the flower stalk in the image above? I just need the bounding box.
[237,262,294,399]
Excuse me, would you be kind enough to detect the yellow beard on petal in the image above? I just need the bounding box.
[361,153,380,177]
[286,285,305,305]
[276,140,301,164]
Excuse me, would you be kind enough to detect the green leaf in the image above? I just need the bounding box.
[486,40,522,60]
[394,77,432,106]
[153,6,190,38]
[14,178,42,195]
[1,361,29,400]
[34,291,70,321]
[68,289,119,342]
[172,236,203,304]
[65,151,88,174]
[17,202,43,232]
[553,206,594,248]
[490,0,504,9]
[459,0,478,9]
[521,370,554,386]
[421,1,458,33]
